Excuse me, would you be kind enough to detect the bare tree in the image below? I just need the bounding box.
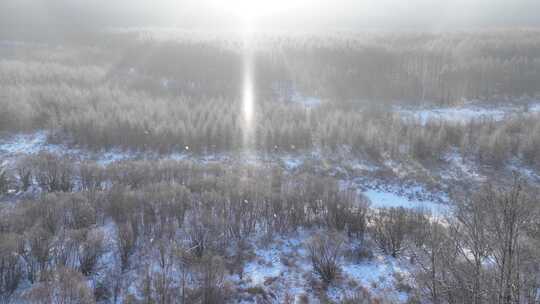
[55,267,95,304]
[16,158,33,192]
[23,226,54,283]
[79,162,105,193]
[117,222,136,271]
[175,246,195,304]
[195,254,226,304]
[0,233,23,303]
[482,177,536,304]
[453,192,492,304]
[151,239,176,304]
[411,221,451,304]
[372,207,411,258]
[78,229,105,276]
[0,167,8,195]
[33,153,74,193]
[25,267,95,304]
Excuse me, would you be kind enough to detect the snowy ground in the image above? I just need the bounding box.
[0,130,454,302]
[441,151,485,182]
[1,130,454,214]
[7,129,534,219]
[0,131,137,167]
[396,100,540,124]
[362,189,451,216]
[236,230,414,303]
[5,129,538,303]
[75,216,417,303]
[291,92,322,108]
[273,87,323,108]
[0,131,316,169]
[507,159,540,183]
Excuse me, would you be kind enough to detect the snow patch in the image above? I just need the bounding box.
[291,93,322,108]
[397,102,540,125]
[281,156,303,170]
[244,247,284,285]
[507,158,540,182]
[443,151,484,181]
[0,131,50,155]
[95,149,137,165]
[342,254,410,303]
[363,189,450,216]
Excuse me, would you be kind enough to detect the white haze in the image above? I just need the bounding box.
[1,0,540,37]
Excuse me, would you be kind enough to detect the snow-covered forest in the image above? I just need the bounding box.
[1,3,540,304]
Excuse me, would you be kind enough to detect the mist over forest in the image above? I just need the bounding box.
[1,1,540,304]
[2,0,540,37]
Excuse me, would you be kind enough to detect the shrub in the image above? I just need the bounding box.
[117,222,136,271]
[33,153,74,193]
[16,159,33,192]
[372,207,412,258]
[307,232,345,284]
[195,254,227,304]
[24,267,95,304]
[340,289,372,304]
[0,167,8,195]
[78,229,105,276]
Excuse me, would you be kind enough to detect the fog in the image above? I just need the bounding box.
[2,0,540,303]
[2,0,540,38]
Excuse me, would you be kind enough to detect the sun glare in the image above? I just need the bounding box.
[203,0,313,150]
[242,57,254,148]
[206,0,310,19]
[241,12,255,150]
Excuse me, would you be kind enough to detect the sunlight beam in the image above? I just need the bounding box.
[241,16,255,150]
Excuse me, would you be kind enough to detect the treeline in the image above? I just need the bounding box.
[0,155,538,303]
[3,29,540,104]
[2,81,540,167]
[289,31,540,103]
[2,30,540,167]
[115,30,540,103]
[0,84,313,153]
[317,109,540,167]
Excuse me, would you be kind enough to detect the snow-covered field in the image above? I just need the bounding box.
[396,101,540,124]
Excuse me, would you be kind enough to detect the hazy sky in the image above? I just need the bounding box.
[1,0,540,38]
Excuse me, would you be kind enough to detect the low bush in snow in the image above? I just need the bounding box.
[308,232,345,284]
